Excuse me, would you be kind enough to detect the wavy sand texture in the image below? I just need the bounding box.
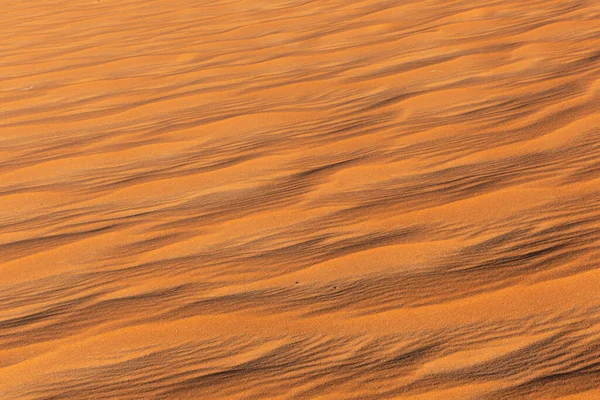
[1,0,600,399]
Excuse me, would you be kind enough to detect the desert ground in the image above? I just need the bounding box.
[1,0,600,398]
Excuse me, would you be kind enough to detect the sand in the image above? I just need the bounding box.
[1,0,600,398]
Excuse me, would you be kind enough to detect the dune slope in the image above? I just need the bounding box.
[1,0,600,399]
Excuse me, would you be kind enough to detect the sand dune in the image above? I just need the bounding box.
[1,0,600,398]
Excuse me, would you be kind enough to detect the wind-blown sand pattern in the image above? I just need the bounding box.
[1,0,600,398]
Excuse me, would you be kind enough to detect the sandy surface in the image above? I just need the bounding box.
[1,0,600,398]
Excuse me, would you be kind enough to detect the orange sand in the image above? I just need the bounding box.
[1,0,600,398]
